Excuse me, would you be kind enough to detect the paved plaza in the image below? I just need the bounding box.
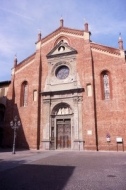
[0,149,126,190]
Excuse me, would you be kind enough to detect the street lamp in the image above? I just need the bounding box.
[10,116,21,154]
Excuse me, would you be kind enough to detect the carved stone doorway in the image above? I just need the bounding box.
[56,119,71,149]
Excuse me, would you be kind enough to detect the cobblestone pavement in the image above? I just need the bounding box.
[0,150,126,190]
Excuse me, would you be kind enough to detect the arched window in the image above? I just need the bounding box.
[20,81,28,106]
[101,71,111,100]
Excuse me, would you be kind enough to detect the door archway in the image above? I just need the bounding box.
[51,103,73,149]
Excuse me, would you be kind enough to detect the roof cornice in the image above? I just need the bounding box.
[15,52,36,71]
[90,42,120,55]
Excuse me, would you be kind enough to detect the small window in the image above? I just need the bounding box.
[20,81,28,107]
[58,46,65,52]
[86,84,92,97]
[101,71,111,100]
[33,90,37,101]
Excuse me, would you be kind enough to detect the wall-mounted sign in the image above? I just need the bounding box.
[106,133,111,142]
[106,137,110,142]
[116,137,123,143]
[87,130,92,135]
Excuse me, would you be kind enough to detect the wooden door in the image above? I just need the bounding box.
[56,119,71,149]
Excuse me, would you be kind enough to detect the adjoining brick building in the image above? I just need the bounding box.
[0,81,11,147]
[2,19,126,151]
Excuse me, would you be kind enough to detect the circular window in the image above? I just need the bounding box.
[56,65,69,79]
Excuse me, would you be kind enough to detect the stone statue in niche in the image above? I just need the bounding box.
[62,108,65,114]
[64,107,68,114]
[56,106,72,115]
[57,108,62,115]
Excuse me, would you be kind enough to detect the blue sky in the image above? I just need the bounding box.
[0,0,126,81]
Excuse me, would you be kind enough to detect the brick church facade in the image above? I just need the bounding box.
[1,19,126,151]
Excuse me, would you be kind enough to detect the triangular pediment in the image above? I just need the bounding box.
[46,41,77,58]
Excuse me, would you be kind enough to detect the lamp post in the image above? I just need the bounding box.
[10,116,21,154]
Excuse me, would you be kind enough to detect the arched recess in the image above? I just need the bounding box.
[50,102,73,150]
[52,102,73,115]
[20,81,28,107]
[54,36,70,46]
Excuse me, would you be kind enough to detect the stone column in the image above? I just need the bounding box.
[73,97,79,138]
[73,97,79,150]
[73,96,83,150]
[42,99,51,150]
[78,96,84,150]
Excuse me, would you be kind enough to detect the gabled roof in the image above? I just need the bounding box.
[14,21,123,71]
[41,26,84,44]
[47,40,77,58]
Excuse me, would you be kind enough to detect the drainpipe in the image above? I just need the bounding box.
[37,53,42,150]
[90,49,98,151]
[37,45,42,150]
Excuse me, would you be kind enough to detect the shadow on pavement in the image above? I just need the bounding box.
[0,161,75,190]
[0,148,29,153]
